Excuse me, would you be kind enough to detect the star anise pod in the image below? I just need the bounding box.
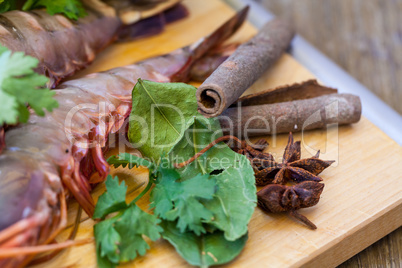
[252,133,335,186]
[230,138,274,161]
[257,181,325,229]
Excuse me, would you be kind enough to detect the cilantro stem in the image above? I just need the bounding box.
[22,1,34,11]
[132,179,153,204]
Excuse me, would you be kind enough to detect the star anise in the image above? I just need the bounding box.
[248,133,335,186]
[173,134,331,230]
[257,181,325,229]
[230,138,274,161]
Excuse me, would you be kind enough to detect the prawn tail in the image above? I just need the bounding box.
[116,3,190,42]
[170,6,249,82]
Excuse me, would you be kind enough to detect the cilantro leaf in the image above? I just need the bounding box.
[94,218,121,266]
[115,205,162,262]
[94,171,162,267]
[0,47,58,125]
[22,0,87,20]
[149,166,180,217]
[150,167,216,235]
[93,175,128,219]
[94,204,162,267]
[107,153,155,171]
[0,0,16,13]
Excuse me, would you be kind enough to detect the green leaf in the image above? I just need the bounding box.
[3,75,55,116]
[0,0,16,13]
[16,103,30,123]
[169,116,235,180]
[23,0,87,20]
[107,153,155,171]
[94,218,121,266]
[0,46,58,125]
[149,165,180,217]
[0,90,18,124]
[93,175,128,219]
[1,50,39,77]
[161,220,248,267]
[114,205,162,262]
[128,79,199,162]
[96,253,115,268]
[204,156,256,241]
[169,117,257,241]
[94,204,162,266]
[150,167,216,235]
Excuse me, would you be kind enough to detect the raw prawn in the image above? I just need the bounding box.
[0,7,248,267]
[0,0,181,88]
[0,0,185,154]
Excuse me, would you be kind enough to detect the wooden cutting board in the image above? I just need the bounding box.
[33,0,402,267]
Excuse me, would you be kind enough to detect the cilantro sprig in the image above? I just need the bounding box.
[94,175,162,268]
[23,0,87,20]
[96,155,219,265]
[0,0,87,20]
[0,45,58,125]
[151,171,216,235]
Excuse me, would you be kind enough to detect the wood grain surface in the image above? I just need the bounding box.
[31,1,402,267]
[257,1,402,266]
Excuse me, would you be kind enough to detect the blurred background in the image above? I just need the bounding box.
[255,0,402,267]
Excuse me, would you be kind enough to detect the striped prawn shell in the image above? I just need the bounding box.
[0,48,189,268]
[0,7,121,88]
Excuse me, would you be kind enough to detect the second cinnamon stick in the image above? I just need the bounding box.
[219,93,362,137]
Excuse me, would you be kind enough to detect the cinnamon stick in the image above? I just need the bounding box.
[231,79,338,107]
[219,93,362,137]
[196,18,295,118]
[190,43,239,82]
